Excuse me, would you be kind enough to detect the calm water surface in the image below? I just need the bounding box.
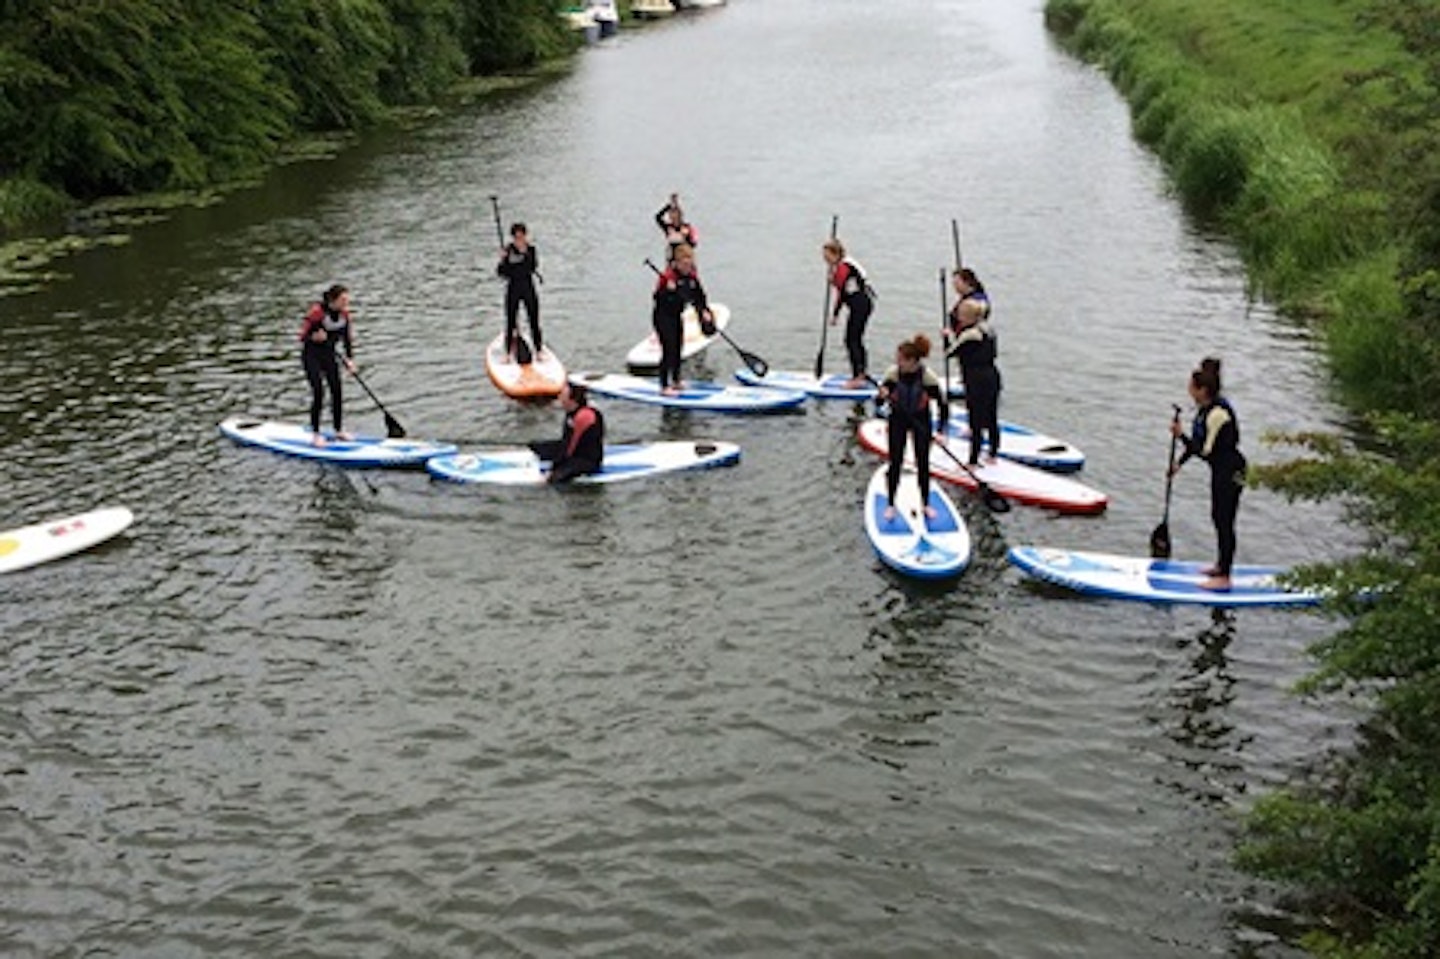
[2,1,1360,956]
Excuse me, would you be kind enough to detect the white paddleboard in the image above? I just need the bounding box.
[863,466,970,579]
[569,372,806,413]
[219,417,458,467]
[0,506,134,574]
[484,332,566,399]
[427,440,741,485]
[856,418,1107,515]
[1007,546,1323,607]
[940,413,1085,472]
[626,302,731,371]
[736,367,966,401]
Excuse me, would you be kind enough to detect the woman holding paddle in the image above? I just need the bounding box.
[1170,357,1248,591]
[875,334,949,521]
[655,192,698,264]
[297,283,356,446]
[822,238,876,389]
[496,222,543,361]
[946,288,1001,465]
[651,243,713,396]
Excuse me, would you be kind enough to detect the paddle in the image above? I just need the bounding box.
[643,258,769,376]
[931,435,1011,513]
[813,214,839,379]
[1150,404,1183,558]
[346,364,407,438]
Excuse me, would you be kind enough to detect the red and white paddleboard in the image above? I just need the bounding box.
[856,419,1107,515]
[0,506,135,574]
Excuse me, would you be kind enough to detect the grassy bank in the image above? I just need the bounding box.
[1046,2,1440,957]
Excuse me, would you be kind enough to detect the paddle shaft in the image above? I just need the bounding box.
[1161,405,1182,522]
[346,365,407,438]
[931,433,1011,512]
[814,214,839,378]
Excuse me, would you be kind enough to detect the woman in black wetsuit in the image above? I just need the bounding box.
[1169,357,1247,591]
[875,334,949,521]
[496,222,542,360]
[651,243,712,395]
[297,283,356,446]
[945,291,1001,465]
[822,238,876,389]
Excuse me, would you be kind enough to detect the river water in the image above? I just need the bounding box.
[2,1,1360,956]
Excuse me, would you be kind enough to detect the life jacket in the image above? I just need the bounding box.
[298,302,351,354]
[562,405,605,467]
[834,258,875,304]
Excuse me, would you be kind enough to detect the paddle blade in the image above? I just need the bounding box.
[981,485,1012,514]
[514,336,534,365]
[1149,521,1172,559]
[747,354,770,377]
[812,351,824,379]
[384,413,407,439]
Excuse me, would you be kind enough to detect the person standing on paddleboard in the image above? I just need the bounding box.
[298,283,356,446]
[1169,357,1247,591]
[875,334,949,521]
[945,287,1001,465]
[655,192,698,265]
[651,244,713,396]
[529,382,605,484]
[497,222,542,362]
[823,238,876,390]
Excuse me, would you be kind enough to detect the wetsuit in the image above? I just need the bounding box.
[652,266,710,390]
[881,363,949,509]
[831,258,875,379]
[497,242,542,356]
[298,301,353,434]
[530,403,605,483]
[946,321,1001,464]
[1177,397,1247,577]
[655,203,698,263]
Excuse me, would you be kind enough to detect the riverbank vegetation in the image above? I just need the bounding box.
[1046,1,1440,955]
[0,0,572,232]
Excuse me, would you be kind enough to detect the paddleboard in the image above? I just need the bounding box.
[219,417,458,467]
[856,418,1107,515]
[1006,546,1323,607]
[863,465,970,579]
[484,332,566,399]
[625,302,732,371]
[736,367,967,401]
[0,506,135,574]
[569,372,806,413]
[427,440,741,485]
[940,413,1085,473]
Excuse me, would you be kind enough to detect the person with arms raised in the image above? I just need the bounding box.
[655,192,698,264]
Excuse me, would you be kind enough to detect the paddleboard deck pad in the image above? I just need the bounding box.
[219,417,457,467]
[427,440,741,485]
[626,303,731,371]
[864,466,970,579]
[570,372,806,413]
[485,332,567,399]
[1007,546,1323,607]
[0,506,135,574]
[856,418,1107,514]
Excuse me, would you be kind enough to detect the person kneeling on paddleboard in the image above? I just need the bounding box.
[822,238,877,390]
[875,334,949,522]
[1169,357,1247,591]
[298,283,357,446]
[651,244,713,396]
[946,288,1001,465]
[529,382,604,484]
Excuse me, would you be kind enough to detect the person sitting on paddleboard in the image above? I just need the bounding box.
[529,382,604,484]
[297,283,356,446]
[822,238,876,390]
[651,243,713,396]
[875,334,949,522]
[496,222,542,362]
[1169,357,1247,591]
[945,289,1002,465]
[655,192,698,264]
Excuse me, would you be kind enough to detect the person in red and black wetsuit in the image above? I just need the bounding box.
[655,192,698,265]
[529,382,605,484]
[651,243,713,396]
[297,283,356,446]
[1169,357,1248,591]
[822,238,876,389]
[875,334,949,521]
[496,222,542,361]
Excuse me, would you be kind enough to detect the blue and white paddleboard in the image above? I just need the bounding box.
[863,465,970,579]
[219,417,458,467]
[940,414,1085,473]
[0,506,135,574]
[569,372,806,413]
[736,367,966,401]
[427,440,741,485]
[1006,546,1323,607]
[626,303,732,371]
